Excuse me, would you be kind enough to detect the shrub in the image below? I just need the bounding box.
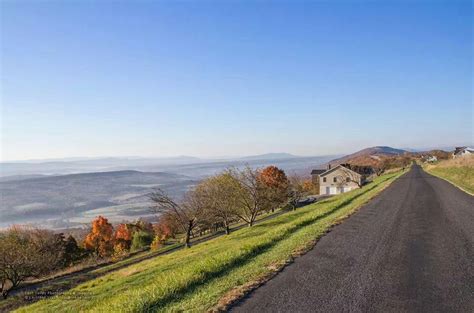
[150,236,163,251]
[112,241,129,260]
[130,231,153,251]
[63,235,85,266]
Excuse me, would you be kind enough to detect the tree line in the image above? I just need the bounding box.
[150,166,311,247]
[0,165,313,298]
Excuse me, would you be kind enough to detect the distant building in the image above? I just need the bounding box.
[311,164,370,195]
[426,156,438,163]
[453,147,474,159]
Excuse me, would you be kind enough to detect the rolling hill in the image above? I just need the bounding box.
[329,146,408,167]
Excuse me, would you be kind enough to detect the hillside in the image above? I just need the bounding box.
[329,146,408,167]
[16,172,404,313]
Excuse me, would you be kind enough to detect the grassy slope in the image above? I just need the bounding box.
[1,210,284,312]
[0,243,181,312]
[18,171,404,313]
[424,155,474,194]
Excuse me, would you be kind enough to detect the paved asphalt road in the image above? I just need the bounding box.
[231,165,474,313]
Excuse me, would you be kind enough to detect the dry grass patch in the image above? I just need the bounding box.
[425,155,474,194]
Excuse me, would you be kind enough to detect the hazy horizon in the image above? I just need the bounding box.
[2,143,473,163]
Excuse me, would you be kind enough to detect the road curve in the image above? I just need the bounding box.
[231,165,474,313]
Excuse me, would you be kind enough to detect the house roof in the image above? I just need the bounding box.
[454,147,474,154]
[311,169,326,175]
[317,164,361,177]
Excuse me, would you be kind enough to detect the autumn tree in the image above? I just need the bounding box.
[114,223,134,251]
[375,155,413,175]
[302,179,317,194]
[153,219,175,242]
[288,174,310,210]
[149,189,205,248]
[258,166,290,212]
[83,216,114,257]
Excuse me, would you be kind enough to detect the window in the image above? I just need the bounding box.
[333,177,337,183]
[323,177,326,183]
[346,177,350,182]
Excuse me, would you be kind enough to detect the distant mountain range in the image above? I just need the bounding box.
[0,153,322,178]
[239,153,299,160]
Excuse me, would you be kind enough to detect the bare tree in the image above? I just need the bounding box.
[227,166,268,227]
[149,189,204,248]
[288,174,308,210]
[0,227,62,298]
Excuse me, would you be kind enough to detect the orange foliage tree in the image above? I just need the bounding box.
[114,223,134,251]
[258,166,290,212]
[83,216,114,257]
[259,166,289,189]
[153,220,173,242]
[302,179,316,193]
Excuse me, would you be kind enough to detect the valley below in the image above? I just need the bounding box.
[0,155,335,229]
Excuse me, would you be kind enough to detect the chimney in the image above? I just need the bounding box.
[328,163,331,170]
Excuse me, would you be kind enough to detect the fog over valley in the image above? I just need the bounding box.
[0,154,336,229]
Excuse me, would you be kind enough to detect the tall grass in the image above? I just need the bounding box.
[16,171,403,313]
[425,155,474,194]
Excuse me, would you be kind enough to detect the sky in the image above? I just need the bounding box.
[0,0,472,161]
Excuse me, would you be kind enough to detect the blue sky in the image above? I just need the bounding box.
[1,0,472,161]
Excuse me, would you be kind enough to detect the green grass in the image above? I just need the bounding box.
[424,157,474,195]
[1,208,286,312]
[16,171,404,313]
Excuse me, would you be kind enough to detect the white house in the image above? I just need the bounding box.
[311,164,369,195]
[453,147,474,159]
